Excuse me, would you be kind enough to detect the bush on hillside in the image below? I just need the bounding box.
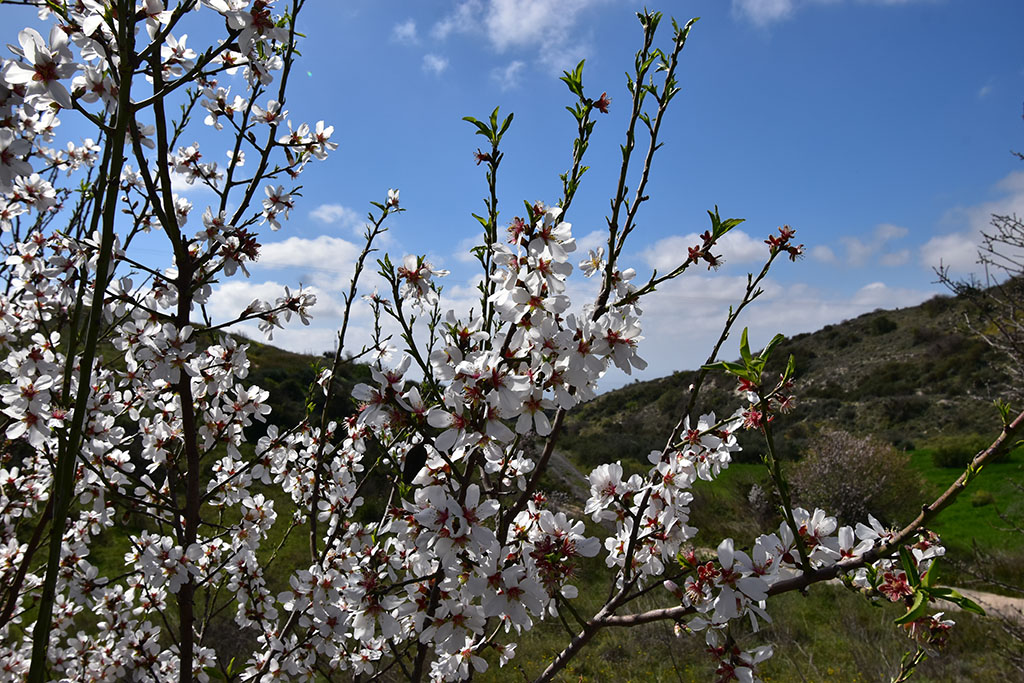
[930,433,1000,468]
[792,430,925,526]
[869,315,898,335]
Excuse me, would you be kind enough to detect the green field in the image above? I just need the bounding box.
[491,447,1024,682]
[906,446,1024,549]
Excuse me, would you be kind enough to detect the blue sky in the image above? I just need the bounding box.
[12,0,1022,389]
[215,0,1021,388]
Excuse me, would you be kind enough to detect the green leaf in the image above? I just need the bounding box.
[783,354,796,381]
[702,360,748,378]
[204,667,227,682]
[462,116,491,139]
[719,217,745,233]
[523,199,538,224]
[994,398,1014,426]
[499,112,514,138]
[759,333,786,361]
[707,206,721,231]
[739,328,753,365]
[893,591,928,625]
[922,557,939,589]
[560,60,586,98]
[705,206,744,239]
[899,546,920,588]
[940,589,986,616]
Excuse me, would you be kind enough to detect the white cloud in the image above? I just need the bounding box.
[810,245,837,263]
[207,280,286,322]
[432,0,482,40]
[453,234,483,264]
[732,0,796,26]
[575,229,606,257]
[392,19,418,44]
[170,172,213,195]
[732,0,932,26]
[229,321,345,357]
[718,229,774,264]
[849,281,929,308]
[490,60,526,91]
[255,235,363,289]
[484,0,599,72]
[647,273,772,310]
[309,203,363,232]
[206,280,346,323]
[206,274,394,359]
[997,170,1024,195]
[744,280,929,337]
[919,232,980,271]
[840,222,909,267]
[433,278,488,321]
[423,53,449,76]
[220,246,933,393]
[432,0,604,74]
[840,235,873,267]
[641,236,692,272]
[607,272,931,389]
[484,0,592,50]
[880,249,910,266]
[874,223,908,242]
[607,271,770,386]
[978,83,994,98]
[920,170,1024,272]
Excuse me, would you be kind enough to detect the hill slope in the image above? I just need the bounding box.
[244,290,1010,469]
[560,293,1012,469]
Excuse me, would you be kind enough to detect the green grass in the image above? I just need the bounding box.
[907,445,1024,554]
[49,310,1024,678]
[57,436,1024,681]
[497,452,1024,680]
[479,568,1021,682]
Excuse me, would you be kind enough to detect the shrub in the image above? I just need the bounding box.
[922,294,955,317]
[852,360,917,398]
[931,433,1000,468]
[869,315,898,335]
[970,490,996,508]
[878,395,930,428]
[792,430,925,526]
[910,326,938,346]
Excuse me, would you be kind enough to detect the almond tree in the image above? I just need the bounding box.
[0,3,1019,683]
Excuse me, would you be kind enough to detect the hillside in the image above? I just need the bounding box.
[235,335,371,430]
[560,292,1012,469]
[243,290,1011,466]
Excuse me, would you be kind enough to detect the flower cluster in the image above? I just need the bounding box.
[0,1,342,680]
[0,4,969,683]
[587,412,741,583]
